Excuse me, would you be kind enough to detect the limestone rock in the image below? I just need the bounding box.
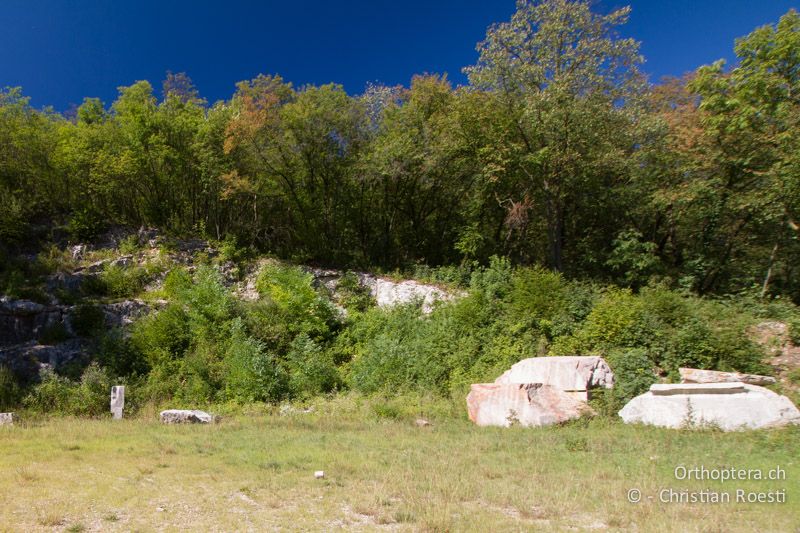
[467,383,591,427]
[679,367,776,386]
[494,356,614,392]
[160,409,214,424]
[110,385,125,420]
[619,383,800,431]
[0,413,14,426]
[651,383,747,395]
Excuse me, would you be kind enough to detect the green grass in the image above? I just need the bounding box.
[0,400,798,532]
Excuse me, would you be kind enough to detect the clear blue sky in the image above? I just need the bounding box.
[1,0,797,111]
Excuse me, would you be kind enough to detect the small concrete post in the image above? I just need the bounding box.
[110,385,125,420]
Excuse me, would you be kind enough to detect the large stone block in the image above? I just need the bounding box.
[494,356,614,391]
[679,367,776,386]
[160,409,214,424]
[467,383,591,427]
[619,383,800,431]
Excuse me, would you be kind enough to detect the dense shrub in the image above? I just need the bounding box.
[0,366,22,410]
[23,364,113,416]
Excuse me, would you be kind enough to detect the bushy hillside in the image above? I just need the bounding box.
[3,233,798,417]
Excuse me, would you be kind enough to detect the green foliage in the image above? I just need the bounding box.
[255,264,337,340]
[23,364,113,417]
[38,322,70,345]
[84,264,150,298]
[335,272,374,312]
[67,208,107,242]
[70,304,106,337]
[0,366,22,410]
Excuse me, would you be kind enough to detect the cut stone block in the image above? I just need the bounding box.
[110,385,125,420]
[650,383,747,395]
[679,368,776,386]
[494,356,614,391]
[160,409,214,424]
[619,383,800,431]
[467,383,591,428]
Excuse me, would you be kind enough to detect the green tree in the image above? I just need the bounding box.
[466,0,645,272]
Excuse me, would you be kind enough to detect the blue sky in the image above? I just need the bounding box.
[1,0,797,110]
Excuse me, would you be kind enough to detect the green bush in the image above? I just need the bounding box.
[23,364,113,416]
[66,207,106,243]
[223,319,286,403]
[38,322,71,345]
[0,366,22,410]
[336,271,374,312]
[604,348,657,410]
[70,304,106,337]
[255,263,338,340]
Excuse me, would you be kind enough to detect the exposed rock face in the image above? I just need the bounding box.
[307,268,462,314]
[467,383,591,427]
[0,340,87,381]
[102,299,151,328]
[160,409,214,424]
[364,277,457,314]
[619,383,800,431]
[0,413,14,426]
[679,367,776,386]
[0,298,65,345]
[494,356,614,393]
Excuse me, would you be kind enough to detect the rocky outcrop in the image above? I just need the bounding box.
[160,409,215,424]
[619,383,800,431]
[467,383,591,427]
[0,298,66,345]
[467,356,614,426]
[102,299,151,328]
[679,367,776,386]
[0,339,87,381]
[307,267,462,314]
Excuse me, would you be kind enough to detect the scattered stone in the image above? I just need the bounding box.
[415,418,431,427]
[110,385,125,420]
[70,244,88,261]
[109,255,133,268]
[679,367,777,386]
[467,383,591,427]
[0,413,14,426]
[619,383,800,431]
[160,409,214,424]
[314,470,325,479]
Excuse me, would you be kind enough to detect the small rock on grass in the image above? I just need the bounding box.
[160,409,214,424]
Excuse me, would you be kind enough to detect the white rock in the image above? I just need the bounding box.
[160,409,214,424]
[315,470,325,479]
[619,383,800,431]
[494,356,614,391]
[467,383,591,427]
[679,367,776,386]
[0,413,14,426]
[362,276,460,314]
[110,385,125,420]
[651,383,746,395]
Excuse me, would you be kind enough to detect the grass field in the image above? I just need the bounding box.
[0,399,798,532]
